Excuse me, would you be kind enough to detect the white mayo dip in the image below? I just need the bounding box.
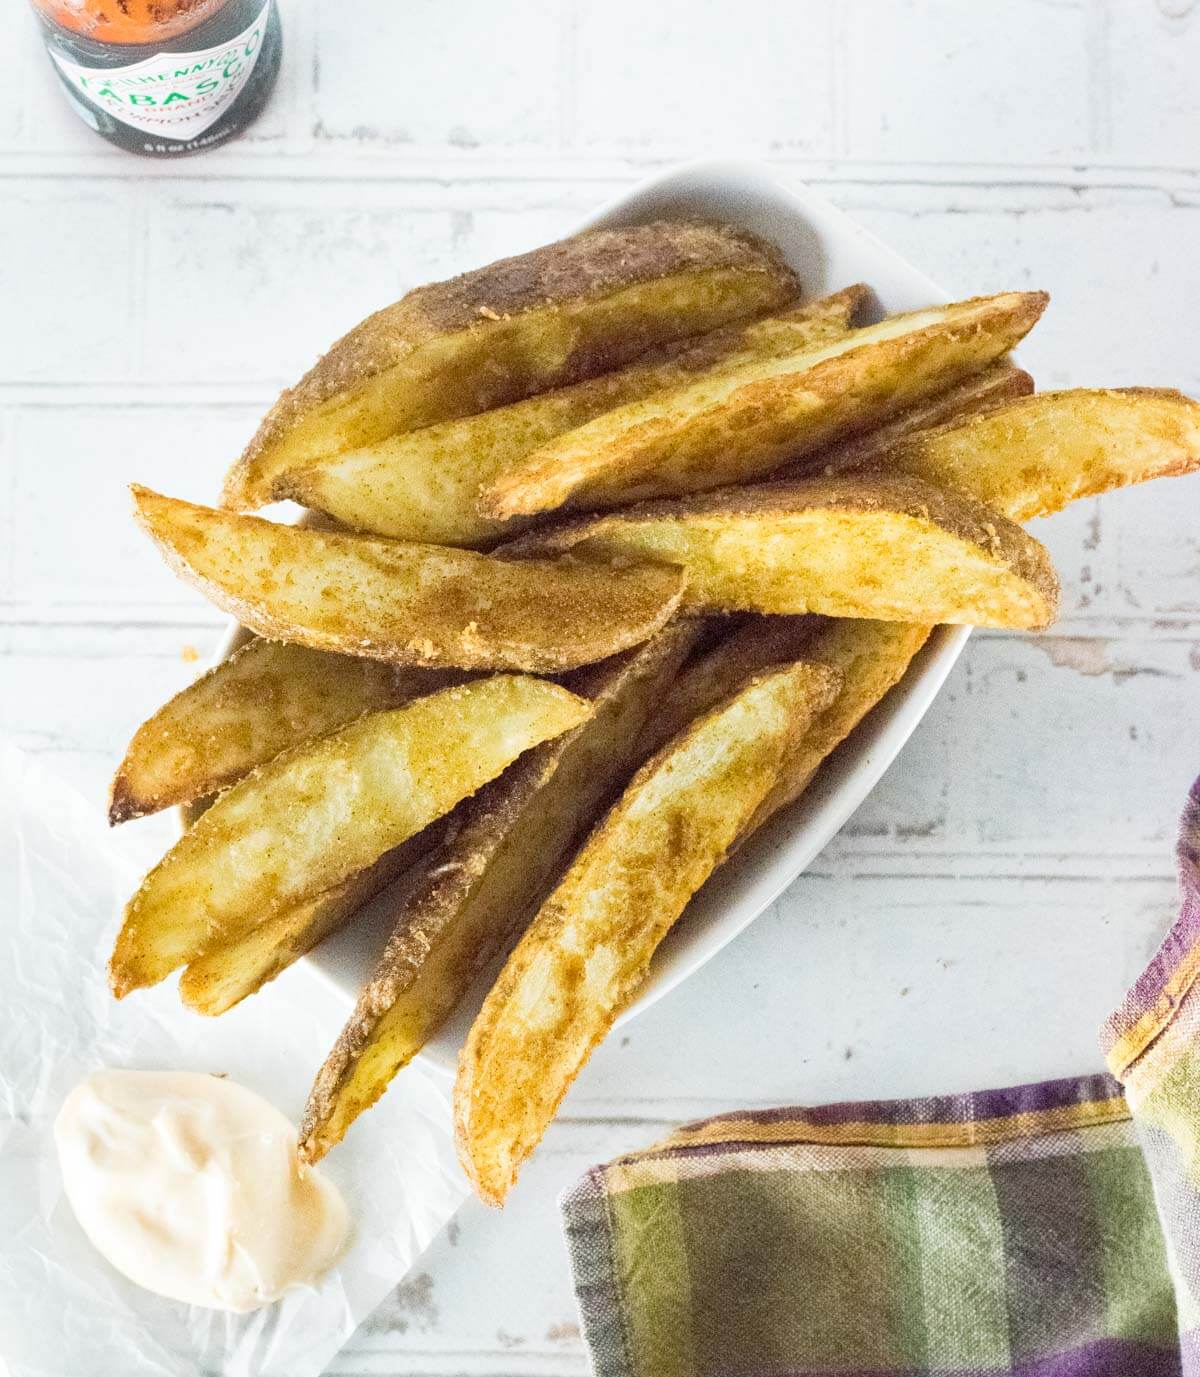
[55,1069,351,1312]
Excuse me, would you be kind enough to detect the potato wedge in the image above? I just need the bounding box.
[274,287,867,548]
[481,291,1047,518]
[790,361,1034,480]
[177,829,440,1016]
[642,617,931,838]
[132,486,685,673]
[637,615,820,759]
[298,619,701,1163]
[223,222,799,508]
[454,661,837,1204]
[875,387,1200,522]
[109,638,468,823]
[108,676,590,997]
[743,619,934,836]
[510,472,1059,630]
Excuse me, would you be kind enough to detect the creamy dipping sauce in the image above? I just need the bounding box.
[55,1069,350,1312]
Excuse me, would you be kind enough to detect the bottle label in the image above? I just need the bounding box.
[48,0,272,142]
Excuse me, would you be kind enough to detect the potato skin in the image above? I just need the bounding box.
[225,221,799,506]
[131,486,687,674]
[274,221,792,399]
[506,470,1060,631]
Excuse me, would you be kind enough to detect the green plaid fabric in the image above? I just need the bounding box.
[561,777,1200,1377]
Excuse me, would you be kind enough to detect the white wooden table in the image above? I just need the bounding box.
[4,2,1200,1371]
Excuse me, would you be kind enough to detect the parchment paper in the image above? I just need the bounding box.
[0,744,469,1377]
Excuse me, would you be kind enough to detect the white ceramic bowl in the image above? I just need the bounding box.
[213,159,970,1075]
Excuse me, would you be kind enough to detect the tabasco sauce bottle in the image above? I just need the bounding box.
[31,0,282,156]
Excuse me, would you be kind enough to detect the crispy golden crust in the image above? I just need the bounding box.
[481,292,1048,518]
[275,286,866,549]
[108,677,590,997]
[132,486,686,673]
[453,660,839,1205]
[108,638,467,824]
[297,619,701,1162]
[877,387,1200,521]
[225,222,799,507]
[788,362,1034,480]
[506,471,1060,630]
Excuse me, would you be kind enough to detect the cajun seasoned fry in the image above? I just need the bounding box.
[743,619,935,836]
[637,615,818,759]
[177,828,442,1016]
[510,472,1059,630]
[132,486,685,673]
[876,387,1200,521]
[453,660,839,1205]
[109,677,589,997]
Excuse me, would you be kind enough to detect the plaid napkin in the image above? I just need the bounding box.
[561,778,1200,1377]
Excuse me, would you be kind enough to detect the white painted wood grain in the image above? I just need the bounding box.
[3,0,1198,1369]
[843,1,1093,165]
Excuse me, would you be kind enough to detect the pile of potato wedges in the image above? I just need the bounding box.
[105,219,1200,1204]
